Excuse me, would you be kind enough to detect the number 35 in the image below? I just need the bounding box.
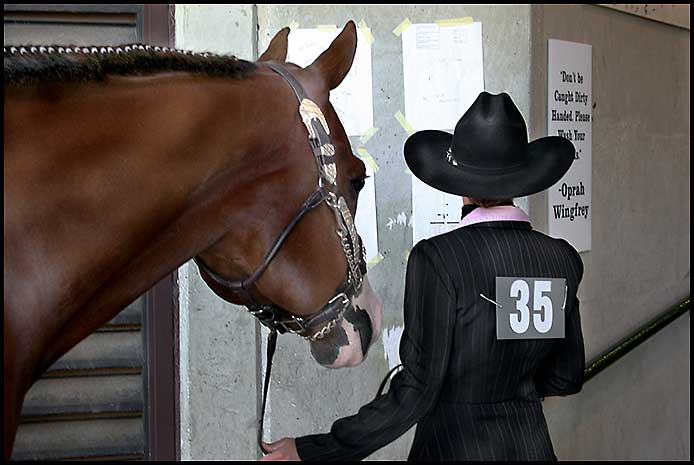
[509,280,553,334]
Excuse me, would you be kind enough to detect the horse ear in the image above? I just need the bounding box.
[258,27,290,62]
[305,20,357,90]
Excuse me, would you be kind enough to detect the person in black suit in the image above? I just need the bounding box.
[261,91,585,461]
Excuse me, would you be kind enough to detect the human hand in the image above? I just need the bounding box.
[260,438,300,461]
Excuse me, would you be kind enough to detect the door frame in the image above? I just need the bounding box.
[141,4,179,461]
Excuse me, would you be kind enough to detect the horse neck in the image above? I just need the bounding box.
[4,71,291,376]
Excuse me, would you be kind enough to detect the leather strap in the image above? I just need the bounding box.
[257,329,278,454]
[266,61,307,101]
[194,189,328,292]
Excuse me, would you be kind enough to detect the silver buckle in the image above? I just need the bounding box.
[277,315,308,335]
[329,292,350,308]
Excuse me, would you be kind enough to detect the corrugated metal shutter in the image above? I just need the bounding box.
[12,299,146,461]
[5,4,148,461]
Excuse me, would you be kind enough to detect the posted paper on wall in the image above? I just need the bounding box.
[354,162,379,265]
[402,21,484,131]
[411,175,464,246]
[402,21,484,246]
[287,27,374,136]
[547,39,592,252]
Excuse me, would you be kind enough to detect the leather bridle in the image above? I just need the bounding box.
[193,61,368,454]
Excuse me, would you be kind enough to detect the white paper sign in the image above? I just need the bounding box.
[547,39,592,252]
[411,175,463,246]
[403,22,484,246]
[287,27,374,136]
[402,22,484,131]
[354,162,379,264]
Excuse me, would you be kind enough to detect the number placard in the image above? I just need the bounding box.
[495,277,567,340]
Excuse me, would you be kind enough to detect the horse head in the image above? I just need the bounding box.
[194,21,382,368]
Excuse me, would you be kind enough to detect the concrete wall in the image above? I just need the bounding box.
[175,4,689,460]
[529,4,690,459]
[173,5,259,460]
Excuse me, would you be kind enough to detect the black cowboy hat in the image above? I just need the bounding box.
[404,91,576,199]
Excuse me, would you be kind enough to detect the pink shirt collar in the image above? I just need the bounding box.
[455,205,530,229]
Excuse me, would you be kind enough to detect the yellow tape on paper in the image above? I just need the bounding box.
[436,16,474,27]
[392,18,412,36]
[368,253,385,269]
[317,24,338,31]
[358,19,375,45]
[356,147,380,173]
[360,127,379,144]
[394,111,415,135]
[288,21,299,30]
[404,167,413,175]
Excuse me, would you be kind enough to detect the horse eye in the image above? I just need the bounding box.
[351,177,367,193]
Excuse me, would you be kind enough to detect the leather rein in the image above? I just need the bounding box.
[193,61,367,455]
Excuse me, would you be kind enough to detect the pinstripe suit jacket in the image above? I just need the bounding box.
[296,208,585,461]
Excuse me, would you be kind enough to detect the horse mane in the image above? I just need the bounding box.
[3,44,257,87]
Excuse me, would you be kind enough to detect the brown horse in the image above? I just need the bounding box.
[4,21,382,458]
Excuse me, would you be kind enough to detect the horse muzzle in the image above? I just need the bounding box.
[309,277,382,369]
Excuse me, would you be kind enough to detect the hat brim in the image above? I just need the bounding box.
[404,130,575,199]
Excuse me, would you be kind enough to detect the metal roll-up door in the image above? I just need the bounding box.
[12,299,147,461]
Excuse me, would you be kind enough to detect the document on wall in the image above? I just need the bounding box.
[354,162,379,265]
[287,27,374,136]
[411,175,463,247]
[547,39,592,252]
[402,21,484,246]
[402,21,484,131]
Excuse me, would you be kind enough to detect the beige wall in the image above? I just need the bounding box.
[529,4,689,459]
[598,4,690,30]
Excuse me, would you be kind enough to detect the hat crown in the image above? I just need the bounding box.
[450,92,529,169]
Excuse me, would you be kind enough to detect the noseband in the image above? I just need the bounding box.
[192,62,368,454]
